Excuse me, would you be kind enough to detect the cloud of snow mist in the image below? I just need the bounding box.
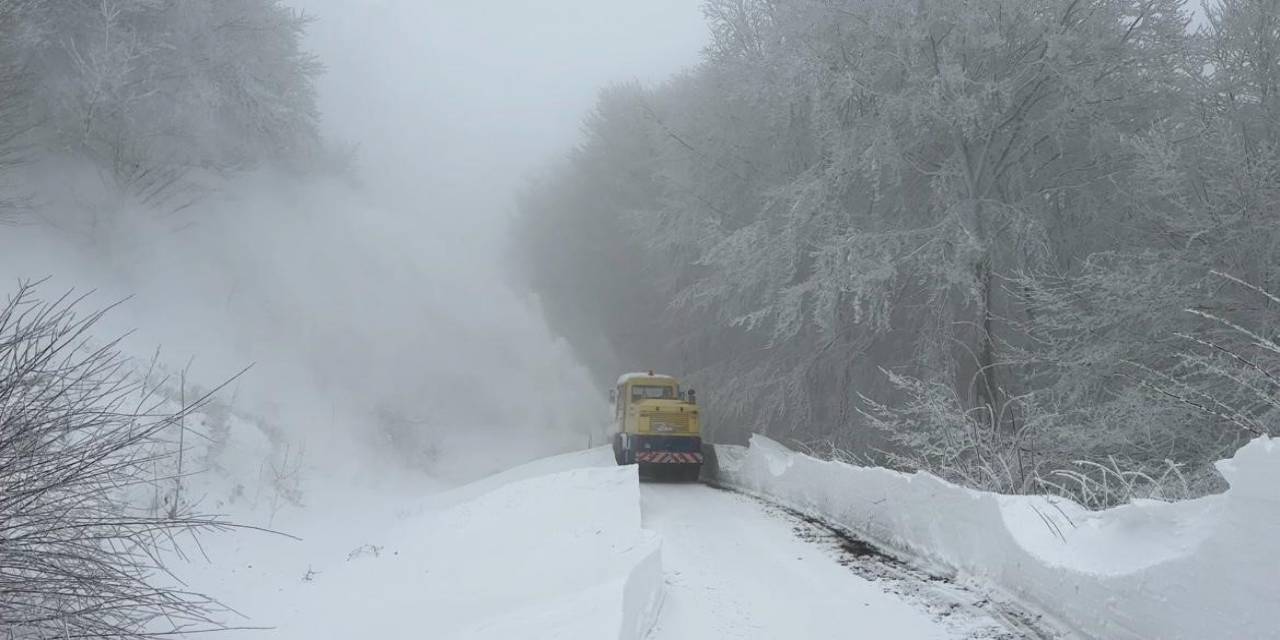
[0,161,599,481]
[0,1,706,480]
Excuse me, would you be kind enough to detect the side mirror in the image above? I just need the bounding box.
[687,389,697,404]
[609,389,617,403]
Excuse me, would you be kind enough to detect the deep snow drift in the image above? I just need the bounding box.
[710,435,1280,640]
[176,425,663,640]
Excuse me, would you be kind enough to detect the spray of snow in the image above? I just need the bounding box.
[0,159,605,480]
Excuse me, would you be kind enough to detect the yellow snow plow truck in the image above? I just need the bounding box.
[611,372,702,481]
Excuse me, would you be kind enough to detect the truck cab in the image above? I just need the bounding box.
[611,372,702,480]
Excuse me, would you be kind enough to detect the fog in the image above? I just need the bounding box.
[0,1,708,480]
[298,0,708,249]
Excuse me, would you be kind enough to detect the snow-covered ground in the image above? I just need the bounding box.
[162,406,1279,640]
[172,413,1065,640]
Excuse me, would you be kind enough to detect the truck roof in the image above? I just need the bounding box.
[617,372,677,386]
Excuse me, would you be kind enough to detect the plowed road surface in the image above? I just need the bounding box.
[640,483,1053,640]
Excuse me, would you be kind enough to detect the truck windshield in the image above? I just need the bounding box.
[631,385,676,401]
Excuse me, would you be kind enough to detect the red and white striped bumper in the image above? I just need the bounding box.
[636,451,703,464]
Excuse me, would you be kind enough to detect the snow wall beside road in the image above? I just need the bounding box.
[190,440,664,640]
[421,459,664,640]
[423,465,664,640]
[709,435,1279,640]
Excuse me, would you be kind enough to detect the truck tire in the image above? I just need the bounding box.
[612,433,624,465]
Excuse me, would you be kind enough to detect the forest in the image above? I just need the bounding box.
[515,0,1280,504]
[0,0,323,215]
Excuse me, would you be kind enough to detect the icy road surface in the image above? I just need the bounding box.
[640,482,1053,640]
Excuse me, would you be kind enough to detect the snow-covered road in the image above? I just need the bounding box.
[182,443,1059,640]
[640,483,946,638]
[640,483,1046,640]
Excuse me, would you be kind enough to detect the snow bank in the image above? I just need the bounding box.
[425,445,617,509]
[618,525,665,640]
[410,452,664,639]
[395,467,662,640]
[710,435,1280,640]
[184,440,661,640]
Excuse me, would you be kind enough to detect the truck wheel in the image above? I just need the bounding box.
[612,433,624,466]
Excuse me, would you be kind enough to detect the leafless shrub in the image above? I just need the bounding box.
[257,441,305,528]
[1033,457,1222,510]
[858,368,1222,509]
[0,281,244,639]
[1138,271,1280,440]
[860,272,1280,509]
[858,370,1055,496]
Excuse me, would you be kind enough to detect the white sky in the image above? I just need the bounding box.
[294,0,709,238]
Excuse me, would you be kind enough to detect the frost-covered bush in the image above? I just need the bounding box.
[0,283,232,639]
[860,271,1280,508]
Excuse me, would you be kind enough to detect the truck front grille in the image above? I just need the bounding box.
[643,412,692,433]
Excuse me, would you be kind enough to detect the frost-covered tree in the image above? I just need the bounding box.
[0,0,32,215]
[987,0,1280,474]
[1206,0,1280,143]
[0,0,322,207]
[713,0,1188,419]
[515,0,1280,500]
